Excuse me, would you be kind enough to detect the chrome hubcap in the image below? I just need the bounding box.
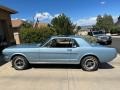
[84,57,97,70]
[14,58,25,69]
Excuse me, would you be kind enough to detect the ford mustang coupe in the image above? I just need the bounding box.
[2,36,117,71]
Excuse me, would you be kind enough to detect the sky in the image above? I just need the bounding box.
[0,0,120,26]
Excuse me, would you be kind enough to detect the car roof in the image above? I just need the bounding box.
[51,35,82,39]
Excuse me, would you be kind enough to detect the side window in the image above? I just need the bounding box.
[44,39,57,47]
[71,39,79,48]
[57,38,72,48]
[44,38,79,48]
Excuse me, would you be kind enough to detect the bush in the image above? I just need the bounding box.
[110,26,120,34]
[117,29,120,35]
[81,35,97,44]
[20,26,97,44]
[20,27,56,43]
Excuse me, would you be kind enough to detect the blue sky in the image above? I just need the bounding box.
[0,0,120,26]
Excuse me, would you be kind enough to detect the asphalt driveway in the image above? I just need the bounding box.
[110,37,120,53]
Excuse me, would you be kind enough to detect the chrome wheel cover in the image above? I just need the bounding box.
[83,56,97,71]
[14,57,25,69]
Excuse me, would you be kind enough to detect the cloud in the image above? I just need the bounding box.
[11,18,19,20]
[75,17,97,26]
[34,12,53,21]
[100,1,106,5]
[12,12,61,23]
[113,16,118,23]
[75,16,118,26]
[34,12,60,22]
[21,19,27,21]
[11,18,27,21]
[54,14,60,17]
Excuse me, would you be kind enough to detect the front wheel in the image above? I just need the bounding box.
[12,56,29,70]
[81,56,99,71]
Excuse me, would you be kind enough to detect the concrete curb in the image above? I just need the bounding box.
[112,36,120,38]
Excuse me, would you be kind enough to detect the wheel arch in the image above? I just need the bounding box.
[10,53,28,61]
[80,54,100,64]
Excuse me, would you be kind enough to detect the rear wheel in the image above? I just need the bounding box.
[81,56,99,71]
[12,56,29,70]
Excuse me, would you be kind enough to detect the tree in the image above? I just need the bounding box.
[21,20,33,30]
[50,13,76,35]
[102,14,114,32]
[118,16,120,22]
[111,16,120,34]
[76,26,81,31]
[115,16,120,27]
[95,14,114,32]
[96,15,103,30]
[74,25,81,34]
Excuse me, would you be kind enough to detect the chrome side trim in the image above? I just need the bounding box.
[30,60,79,64]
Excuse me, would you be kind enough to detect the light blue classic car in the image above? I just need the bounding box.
[2,36,117,71]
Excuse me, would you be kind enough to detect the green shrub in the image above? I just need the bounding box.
[110,26,120,34]
[20,27,56,43]
[81,35,97,44]
[20,26,97,44]
[117,29,120,35]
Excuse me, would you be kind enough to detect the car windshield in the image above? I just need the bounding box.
[38,37,51,46]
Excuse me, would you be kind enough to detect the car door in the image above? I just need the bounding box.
[69,39,80,64]
[39,38,72,63]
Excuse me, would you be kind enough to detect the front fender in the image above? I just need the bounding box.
[9,53,28,61]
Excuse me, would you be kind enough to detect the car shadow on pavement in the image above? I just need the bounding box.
[0,54,8,66]
[31,63,114,70]
[31,64,81,69]
[99,63,114,69]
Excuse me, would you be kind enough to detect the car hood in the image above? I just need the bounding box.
[5,44,41,49]
[94,34,110,37]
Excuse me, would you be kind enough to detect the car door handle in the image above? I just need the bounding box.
[67,49,72,52]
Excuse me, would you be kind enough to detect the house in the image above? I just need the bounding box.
[0,5,17,49]
[77,29,89,35]
[33,21,48,28]
[11,19,24,33]
[77,28,91,36]
[11,19,25,44]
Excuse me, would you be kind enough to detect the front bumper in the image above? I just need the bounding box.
[3,55,10,61]
[97,39,112,45]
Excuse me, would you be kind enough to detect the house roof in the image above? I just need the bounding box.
[11,19,24,28]
[0,5,17,14]
[33,22,48,28]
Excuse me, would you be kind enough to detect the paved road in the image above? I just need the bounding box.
[110,37,120,53]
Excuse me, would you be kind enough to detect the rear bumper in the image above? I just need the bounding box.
[99,48,117,63]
